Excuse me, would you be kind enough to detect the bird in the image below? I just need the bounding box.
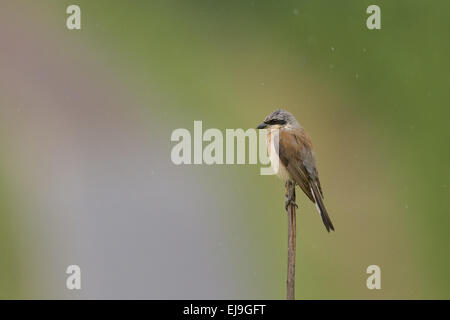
[257,109,334,232]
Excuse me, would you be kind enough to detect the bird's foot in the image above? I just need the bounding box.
[285,180,297,211]
[285,197,298,211]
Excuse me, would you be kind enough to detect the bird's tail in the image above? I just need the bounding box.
[310,183,334,232]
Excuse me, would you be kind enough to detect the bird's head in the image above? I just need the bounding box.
[256,109,297,129]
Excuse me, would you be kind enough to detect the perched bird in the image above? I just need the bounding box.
[257,109,334,232]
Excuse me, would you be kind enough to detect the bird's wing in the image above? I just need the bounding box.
[299,138,324,198]
[277,130,315,202]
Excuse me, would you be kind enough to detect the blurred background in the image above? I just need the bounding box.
[0,0,449,299]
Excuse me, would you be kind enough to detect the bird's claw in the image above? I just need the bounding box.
[285,198,298,211]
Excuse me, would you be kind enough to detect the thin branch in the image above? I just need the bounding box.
[286,181,296,300]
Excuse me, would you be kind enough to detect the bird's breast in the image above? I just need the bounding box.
[267,130,291,181]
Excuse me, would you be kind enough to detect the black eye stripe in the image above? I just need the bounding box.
[267,119,286,125]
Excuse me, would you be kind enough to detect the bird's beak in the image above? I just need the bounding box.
[257,122,268,129]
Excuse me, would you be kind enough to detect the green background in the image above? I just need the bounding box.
[0,0,449,299]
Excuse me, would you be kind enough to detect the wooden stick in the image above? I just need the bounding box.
[286,180,296,300]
